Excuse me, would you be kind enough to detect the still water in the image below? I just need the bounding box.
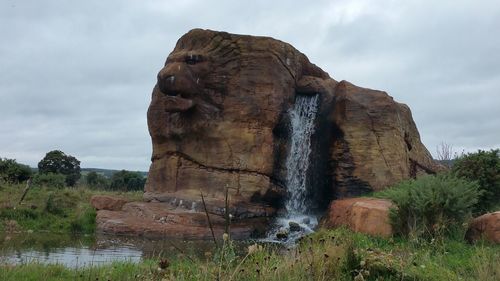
[0,233,231,268]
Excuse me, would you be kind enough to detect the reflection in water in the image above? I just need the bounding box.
[0,233,251,268]
[6,246,142,268]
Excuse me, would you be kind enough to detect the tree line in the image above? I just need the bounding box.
[0,150,146,191]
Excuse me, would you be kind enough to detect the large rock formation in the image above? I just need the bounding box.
[95,29,440,238]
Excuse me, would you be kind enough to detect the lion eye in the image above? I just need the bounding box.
[185,54,202,65]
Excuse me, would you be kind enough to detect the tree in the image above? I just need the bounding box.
[38,150,81,186]
[85,171,109,189]
[435,142,461,168]
[0,157,32,183]
[110,170,146,191]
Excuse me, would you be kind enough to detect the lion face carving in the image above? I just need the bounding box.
[145,29,332,217]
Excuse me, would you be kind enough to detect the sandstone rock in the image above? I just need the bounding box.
[90,195,128,211]
[97,29,441,237]
[466,212,500,244]
[95,201,268,239]
[330,81,443,197]
[321,198,394,238]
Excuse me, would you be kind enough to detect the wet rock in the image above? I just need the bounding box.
[276,229,289,240]
[321,198,394,238]
[466,211,500,244]
[289,221,302,232]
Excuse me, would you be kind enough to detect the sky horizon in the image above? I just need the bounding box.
[1,0,499,171]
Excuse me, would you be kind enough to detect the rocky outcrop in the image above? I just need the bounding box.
[330,82,442,197]
[95,29,440,238]
[91,195,128,211]
[466,212,500,244]
[321,198,394,238]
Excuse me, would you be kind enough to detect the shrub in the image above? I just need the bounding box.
[375,174,482,239]
[0,157,32,183]
[32,172,66,189]
[452,149,500,213]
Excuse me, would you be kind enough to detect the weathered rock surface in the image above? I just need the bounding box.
[96,201,268,239]
[466,212,500,244]
[90,195,128,211]
[321,198,394,238]
[96,29,441,237]
[330,82,442,197]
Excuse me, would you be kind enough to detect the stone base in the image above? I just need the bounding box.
[95,200,270,240]
[321,198,394,238]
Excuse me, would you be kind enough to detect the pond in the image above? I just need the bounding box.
[0,232,247,268]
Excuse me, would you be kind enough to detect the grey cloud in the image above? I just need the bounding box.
[1,0,499,170]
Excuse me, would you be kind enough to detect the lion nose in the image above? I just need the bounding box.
[157,65,178,95]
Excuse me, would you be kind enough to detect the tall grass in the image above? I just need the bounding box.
[1,228,498,281]
[0,182,141,234]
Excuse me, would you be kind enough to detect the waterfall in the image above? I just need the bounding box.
[265,94,320,244]
[285,94,319,214]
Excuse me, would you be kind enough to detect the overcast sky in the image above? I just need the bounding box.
[1,0,499,171]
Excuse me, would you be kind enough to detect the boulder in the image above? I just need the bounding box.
[466,212,500,244]
[96,29,440,237]
[90,195,128,211]
[289,221,302,232]
[321,198,394,238]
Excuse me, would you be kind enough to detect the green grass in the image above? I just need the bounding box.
[1,228,498,281]
[1,180,499,280]
[0,182,142,234]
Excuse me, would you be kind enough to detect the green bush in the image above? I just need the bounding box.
[32,172,66,188]
[375,174,482,239]
[0,157,32,183]
[452,149,500,213]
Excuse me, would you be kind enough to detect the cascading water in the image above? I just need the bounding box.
[265,94,320,244]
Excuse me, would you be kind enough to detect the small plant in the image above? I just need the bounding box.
[44,192,65,215]
[375,174,482,240]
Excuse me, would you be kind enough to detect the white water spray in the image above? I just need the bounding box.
[265,94,320,244]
